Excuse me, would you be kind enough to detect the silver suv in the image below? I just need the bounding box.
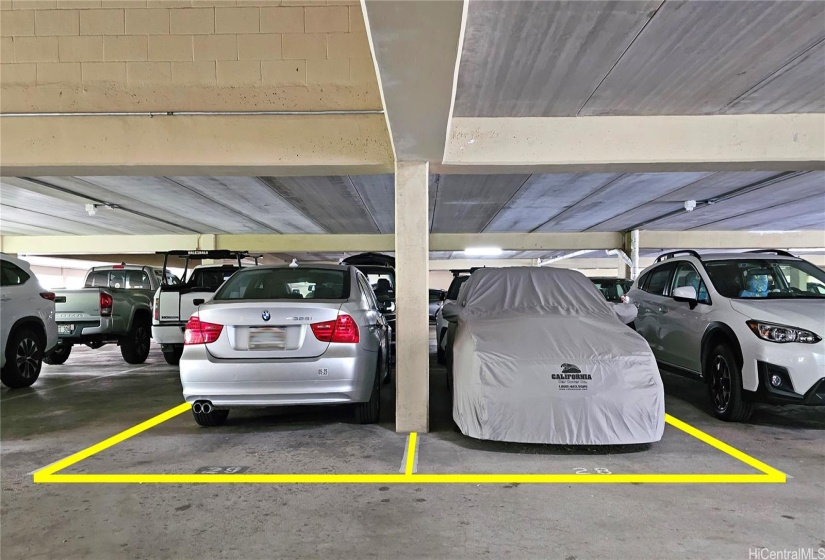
[628,250,825,421]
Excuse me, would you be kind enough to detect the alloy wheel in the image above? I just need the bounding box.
[711,355,731,412]
[15,337,40,379]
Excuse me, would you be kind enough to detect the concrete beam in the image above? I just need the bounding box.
[3,233,625,255]
[0,114,393,176]
[639,230,825,250]
[429,232,624,252]
[363,0,465,161]
[441,114,825,172]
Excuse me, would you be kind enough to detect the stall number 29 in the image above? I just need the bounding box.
[318,368,329,376]
[574,467,612,474]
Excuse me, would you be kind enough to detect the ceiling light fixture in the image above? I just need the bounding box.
[462,247,503,257]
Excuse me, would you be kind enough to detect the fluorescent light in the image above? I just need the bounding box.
[462,247,503,256]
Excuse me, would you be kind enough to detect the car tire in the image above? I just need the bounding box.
[1,327,44,388]
[707,343,753,422]
[162,346,183,366]
[355,357,381,424]
[44,344,72,365]
[120,317,151,365]
[193,408,229,427]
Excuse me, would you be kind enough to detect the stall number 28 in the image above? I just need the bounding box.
[574,467,612,474]
[318,368,329,376]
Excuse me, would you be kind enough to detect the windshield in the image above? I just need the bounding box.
[214,268,349,301]
[704,259,825,299]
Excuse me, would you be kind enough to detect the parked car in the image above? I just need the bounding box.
[442,267,664,445]
[435,269,477,364]
[628,250,825,422]
[0,254,58,388]
[50,264,178,365]
[429,289,445,322]
[341,253,396,352]
[589,277,633,303]
[152,250,252,365]
[179,264,390,427]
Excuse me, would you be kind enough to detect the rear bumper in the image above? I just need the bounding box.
[56,318,114,342]
[179,343,376,407]
[152,323,185,346]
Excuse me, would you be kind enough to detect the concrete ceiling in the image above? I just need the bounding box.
[2,171,823,237]
[455,0,825,117]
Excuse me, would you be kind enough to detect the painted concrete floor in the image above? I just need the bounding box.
[2,331,824,559]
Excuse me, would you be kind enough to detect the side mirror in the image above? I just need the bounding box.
[193,299,205,306]
[672,286,697,306]
[439,292,446,302]
[379,300,396,313]
[441,302,461,323]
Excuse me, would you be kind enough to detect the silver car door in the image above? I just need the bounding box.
[660,263,712,373]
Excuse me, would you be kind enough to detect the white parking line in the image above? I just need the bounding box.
[1,363,158,402]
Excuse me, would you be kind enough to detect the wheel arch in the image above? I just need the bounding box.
[701,322,743,382]
[7,316,46,349]
[128,307,152,332]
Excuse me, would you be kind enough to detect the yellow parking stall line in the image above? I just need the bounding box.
[32,402,192,481]
[404,432,418,476]
[35,473,782,484]
[663,414,786,480]
[31,403,787,485]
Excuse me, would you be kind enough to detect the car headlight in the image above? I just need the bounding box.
[746,321,821,344]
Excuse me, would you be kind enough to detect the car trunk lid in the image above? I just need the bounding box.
[197,302,344,359]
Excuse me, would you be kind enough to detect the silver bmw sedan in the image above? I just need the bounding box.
[179,264,390,427]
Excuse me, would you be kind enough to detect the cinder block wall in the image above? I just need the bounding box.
[0,0,381,112]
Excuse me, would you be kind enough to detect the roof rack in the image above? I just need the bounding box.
[654,250,702,263]
[449,267,482,276]
[746,249,796,258]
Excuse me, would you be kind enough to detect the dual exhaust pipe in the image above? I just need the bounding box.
[192,400,213,414]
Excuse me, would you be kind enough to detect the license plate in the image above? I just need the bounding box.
[58,324,74,335]
[249,327,286,350]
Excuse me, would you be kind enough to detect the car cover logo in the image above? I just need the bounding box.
[553,364,592,391]
[261,310,271,322]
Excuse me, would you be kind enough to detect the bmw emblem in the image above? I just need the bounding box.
[262,310,271,322]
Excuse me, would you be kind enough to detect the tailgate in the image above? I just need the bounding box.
[198,302,343,360]
[54,289,102,322]
[156,290,182,323]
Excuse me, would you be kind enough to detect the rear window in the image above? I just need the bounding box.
[85,269,151,289]
[0,260,30,287]
[214,268,349,301]
[447,275,470,300]
[188,267,238,291]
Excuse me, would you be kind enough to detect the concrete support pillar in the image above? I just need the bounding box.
[630,230,641,281]
[394,161,430,433]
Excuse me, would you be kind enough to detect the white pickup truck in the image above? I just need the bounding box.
[152,251,253,365]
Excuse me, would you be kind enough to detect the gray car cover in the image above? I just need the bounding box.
[446,267,664,445]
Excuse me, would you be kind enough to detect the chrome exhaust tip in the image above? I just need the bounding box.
[192,402,202,414]
[201,402,213,414]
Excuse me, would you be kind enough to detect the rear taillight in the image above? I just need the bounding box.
[40,292,56,301]
[184,316,223,345]
[153,296,160,321]
[311,314,359,343]
[100,292,113,316]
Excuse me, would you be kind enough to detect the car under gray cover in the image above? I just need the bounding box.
[443,267,665,445]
